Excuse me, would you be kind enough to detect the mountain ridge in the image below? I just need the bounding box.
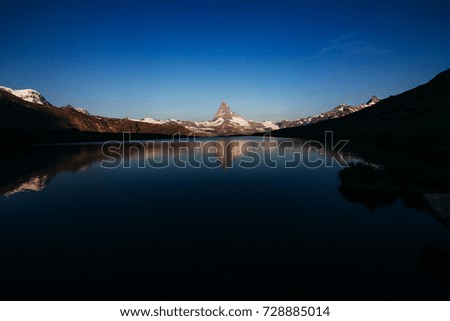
[0,84,381,142]
[0,88,191,144]
[132,98,379,136]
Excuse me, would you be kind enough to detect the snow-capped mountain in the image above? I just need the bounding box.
[135,98,379,136]
[135,102,280,136]
[0,86,50,105]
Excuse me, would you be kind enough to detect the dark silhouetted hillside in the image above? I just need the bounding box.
[272,69,450,142]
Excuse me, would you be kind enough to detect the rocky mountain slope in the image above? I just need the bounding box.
[0,87,190,144]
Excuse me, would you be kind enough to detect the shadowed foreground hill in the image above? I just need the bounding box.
[272,69,450,142]
[0,89,190,144]
[271,69,450,222]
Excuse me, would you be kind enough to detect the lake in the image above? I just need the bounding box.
[0,136,449,300]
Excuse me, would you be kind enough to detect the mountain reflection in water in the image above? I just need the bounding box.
[1,137,357,196]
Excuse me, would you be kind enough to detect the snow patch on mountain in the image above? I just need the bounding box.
[196,118,225,127]
[140,117,165,125]
[260,121,280,130]
[75,107,90,115]
[229,116,250,128]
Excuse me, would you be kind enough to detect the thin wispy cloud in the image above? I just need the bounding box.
[319,34,392,56]
[285,34,392,71]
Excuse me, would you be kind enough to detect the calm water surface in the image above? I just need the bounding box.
[0,137,449,299]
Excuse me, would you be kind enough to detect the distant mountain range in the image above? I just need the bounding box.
[131,98,380,136]
[2,68,448,144]
[0,85,380,143]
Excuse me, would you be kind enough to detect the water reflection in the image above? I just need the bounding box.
[0,146,104,196]
[1,137,450,300]
[102,137,359,169]
[1,138,448,228]
[4,175,48,196]
[1,137,359,196]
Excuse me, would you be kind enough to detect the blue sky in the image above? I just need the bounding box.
[1,0,449,121]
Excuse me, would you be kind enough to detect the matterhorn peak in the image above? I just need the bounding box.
[214,101,242,120]
[218,101,231,113]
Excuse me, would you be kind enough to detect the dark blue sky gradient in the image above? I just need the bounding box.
[1,0,449,120]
